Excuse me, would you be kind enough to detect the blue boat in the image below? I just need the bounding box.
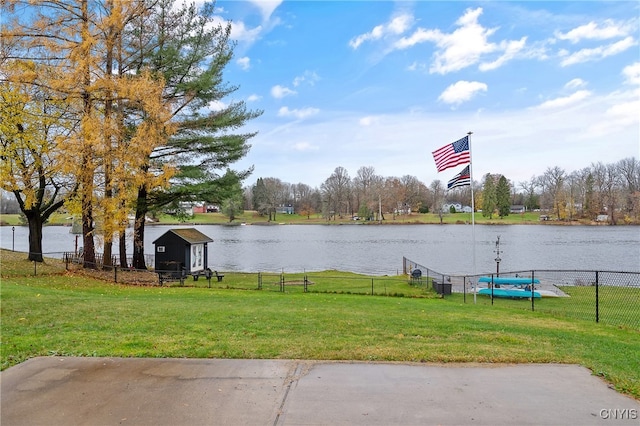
[476,276,543,298]
[477,287,541,299]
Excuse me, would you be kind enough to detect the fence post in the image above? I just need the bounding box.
[34,259,37,276]
[595,271,599,323]
[531,271,535,311]
[304,275,308,292]
[491,274,494,305]
[371,278,374,295]
[463,276,466,303]
[280,274,285,292]
[114,266,118,283]
[258,272,262,290]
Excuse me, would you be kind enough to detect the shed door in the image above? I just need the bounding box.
[190,243,204,273]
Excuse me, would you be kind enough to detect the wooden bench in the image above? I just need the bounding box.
[158,268,223,287]
[157,270,187,286]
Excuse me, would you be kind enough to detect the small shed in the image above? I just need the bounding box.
[153,228,213,275]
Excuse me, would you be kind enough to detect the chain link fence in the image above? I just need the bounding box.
[2,251,435,297]
[403,257,640,329]
[3,250,637,329]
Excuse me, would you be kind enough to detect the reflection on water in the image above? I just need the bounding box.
[1,224,638,275]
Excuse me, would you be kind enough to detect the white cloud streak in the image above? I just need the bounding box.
[277,106,320,119]
[349,13,413,49]
[438,81,488,105]
[623,62,640,85]
[560,37,636,66]
[565,78,587,90]
[534,90,591,109]
[555,20,630,44]
[293,71,320,87]
[271,85,297,99]
[248,0,283,21]
[237,56,251,70]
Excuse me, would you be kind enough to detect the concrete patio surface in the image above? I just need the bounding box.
[1,357,639,425]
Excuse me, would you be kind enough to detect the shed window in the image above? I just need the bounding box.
[157,246,165,253]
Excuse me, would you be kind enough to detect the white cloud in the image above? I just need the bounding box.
[560,37,636,67]
[292,142,318,151]
[220,1,283,46]
[605,96,640,125]
[248,0,283,21]
[228,20,264,44]
[293,71,320,87]
[534,90,591,109]
[349,13,413,49]
[237,56,251,70]
[271,85,297,99]
[438,81,488,105]
[207,100,227,112]
[406,61,428,72]
[358,116,380,126]
[587,89,640,136]
[247,94,262,102]
[479,37,527,71]
[555,20,629,44]
[394,27,436,50]
[395,7,525,74]
[622,62,640,85]
[565,78,587,90]
[429,8,500,74]
[278,106,320,119]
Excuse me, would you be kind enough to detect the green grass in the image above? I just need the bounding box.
[1,251,639,400]
[1,210,584,227]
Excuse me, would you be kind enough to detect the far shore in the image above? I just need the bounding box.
[1,211,635,227]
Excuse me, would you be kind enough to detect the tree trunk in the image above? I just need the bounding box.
[118,230,128,268]
[103,240,113,270]
[25,211,44,262]
[80,0,96,269]
[82,202,96,268]
[132,185,148,270]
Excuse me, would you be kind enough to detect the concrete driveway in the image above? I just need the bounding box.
[1,357,639,425]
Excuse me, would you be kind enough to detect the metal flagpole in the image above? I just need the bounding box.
[467,131,477,304]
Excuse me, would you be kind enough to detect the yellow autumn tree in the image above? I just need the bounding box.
[3,0,175,268]
[0,60,75,262]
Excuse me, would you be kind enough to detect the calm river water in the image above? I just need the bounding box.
[2,224,639,275]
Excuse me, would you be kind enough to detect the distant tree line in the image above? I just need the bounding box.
[243,157,640,225]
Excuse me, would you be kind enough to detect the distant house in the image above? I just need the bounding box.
[510,205,525,214]
[596,214,609,222]
[442,203,472,213]
[192,204,220,214]
[276,204,294,214]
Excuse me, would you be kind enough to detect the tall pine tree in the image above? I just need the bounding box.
[481,174,497,219]
[126,0,261,269]
[496,175,511,218]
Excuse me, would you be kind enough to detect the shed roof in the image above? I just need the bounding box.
[153,228,213,245]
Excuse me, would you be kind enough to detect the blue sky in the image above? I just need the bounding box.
[209,1,639,188]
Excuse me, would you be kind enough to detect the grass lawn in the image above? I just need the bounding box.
[1,210,585,226]
[1,251,639,400]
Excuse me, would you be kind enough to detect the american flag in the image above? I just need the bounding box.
[447,165,471,190]
[432,135,470,172]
